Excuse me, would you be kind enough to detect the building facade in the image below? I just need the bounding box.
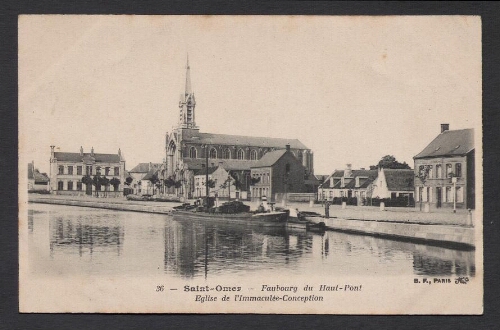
[28,161,50,192]
[128,162,162,195]
[371,168,414,200]
[49,146,126,196]
[318,164,377,203]
[413,124,475,210]
[193,164,249,200]
[250,146,306,202]
[164,57,314,199]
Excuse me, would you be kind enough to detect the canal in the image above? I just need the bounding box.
[26,203,475,279]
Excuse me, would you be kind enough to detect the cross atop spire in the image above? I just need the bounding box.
[185,53,192,96]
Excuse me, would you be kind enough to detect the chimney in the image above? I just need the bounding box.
[441,123,449,133]
[80,146,83,156]
[285,144,290,152]
[345,164,352,178]
[91,147,94,156]
[118,148,121,158]
[50,145,55,159]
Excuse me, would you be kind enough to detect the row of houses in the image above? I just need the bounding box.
[33,124,474,212]
[126,144,319,200]
[318,166,414,204]
[318,124,475,210]
[33,46,474,211]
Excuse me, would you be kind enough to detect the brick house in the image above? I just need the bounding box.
[250,145,306,202]
[413,124,475,210]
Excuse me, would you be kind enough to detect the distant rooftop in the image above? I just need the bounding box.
[181,129,309,150]
[414,129,474,159]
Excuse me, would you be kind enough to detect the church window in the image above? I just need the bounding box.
[237,149,245,160]
[189,147,197,158]
[223,148,231,159]
[209,148,217,159]
[250,150,257,160]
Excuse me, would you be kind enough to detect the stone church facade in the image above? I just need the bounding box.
[165,58,314,198]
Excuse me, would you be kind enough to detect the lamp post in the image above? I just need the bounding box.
[202,144,209,208]
[452,176,457,213]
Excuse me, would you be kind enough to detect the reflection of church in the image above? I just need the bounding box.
[165,58,314,198]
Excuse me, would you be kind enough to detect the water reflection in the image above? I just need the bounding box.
[50,216,123,257]
[27,204,475,279]
[164,222,314,278]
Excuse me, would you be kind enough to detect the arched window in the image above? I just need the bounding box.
[250,150,257,160]
[209,148,217,159]
[189,147,197,158]
[237,149,245,160]
[223,148,231,159]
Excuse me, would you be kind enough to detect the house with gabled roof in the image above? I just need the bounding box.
[28,161,50,191]
[318,164,377,204]
[250,145,306,202]
[129,162,162,195]
[413,124,475,210]
[371,168,414,200]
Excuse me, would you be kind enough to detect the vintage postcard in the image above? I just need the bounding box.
[19,15,482,314]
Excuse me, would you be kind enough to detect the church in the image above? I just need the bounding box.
[164,58,315,200]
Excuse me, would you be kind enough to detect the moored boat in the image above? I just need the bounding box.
[172,200,289,227]
[292,209,327,232]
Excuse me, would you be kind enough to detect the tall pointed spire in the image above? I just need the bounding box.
[178,54,197,129]
[185,53,192,96]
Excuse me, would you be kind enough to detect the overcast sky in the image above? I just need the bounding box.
[19,15,481,175]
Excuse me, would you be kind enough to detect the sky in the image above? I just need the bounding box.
[19,15,481,175]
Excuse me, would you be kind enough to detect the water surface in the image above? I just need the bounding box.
[26,203,475,279]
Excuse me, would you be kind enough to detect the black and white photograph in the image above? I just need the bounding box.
[18,15,482,314]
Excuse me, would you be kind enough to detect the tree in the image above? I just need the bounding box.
[92,175,101,197]
[165,176,176,188]
[110,177,121,191]
[148,173,160,195]
[205,179,216,189]
[124,176,133,186]
[100,176,110,197]
[369,155,411,170]
[81,175,93,194]
[230,172,243,191]
[416,165,432,211]
[250,177,260,185]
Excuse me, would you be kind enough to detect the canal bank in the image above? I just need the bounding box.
[307,217,475,249]
[27,195,476,248]
[28,194,181,215]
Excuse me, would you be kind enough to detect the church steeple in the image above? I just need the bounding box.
[178,54,197,129]
[185,54,192,96]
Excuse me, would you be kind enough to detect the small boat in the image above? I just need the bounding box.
[291,209,327,233]
[287,208,308,229]
[172,200,289,227]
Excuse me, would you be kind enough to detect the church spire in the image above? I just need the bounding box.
[185,53,192,96]
[178,54,197,129]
